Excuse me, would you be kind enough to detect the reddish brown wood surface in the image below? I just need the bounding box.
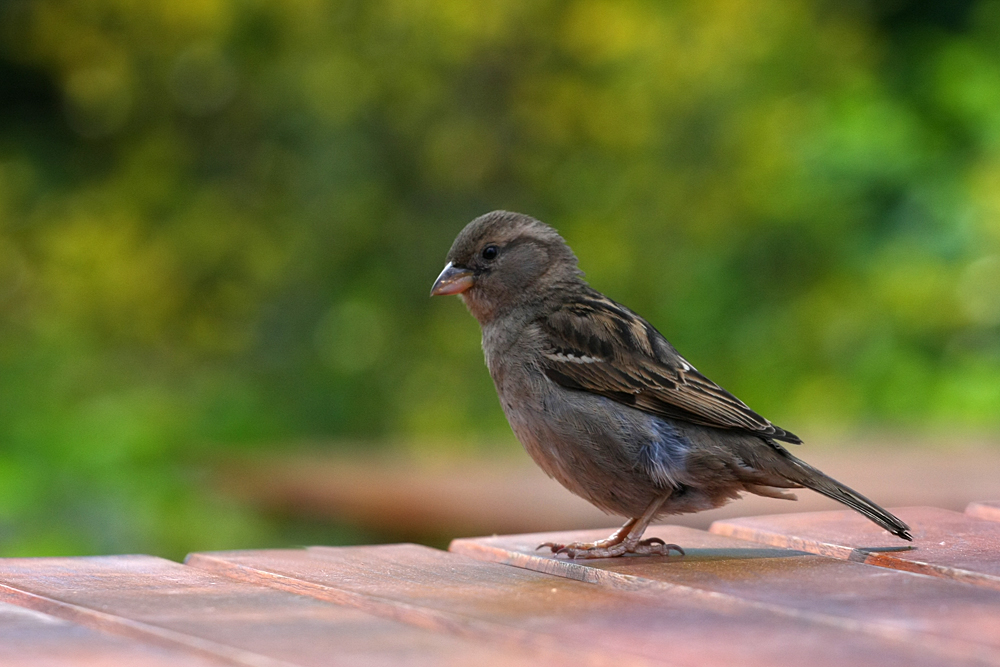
[0,504,998,666]
[967,501,1000,523]
[187,543,965,667]
[0,601,221,667]
[451,524,1000,665]
[0,555,533,667]
[711,506,1000,590]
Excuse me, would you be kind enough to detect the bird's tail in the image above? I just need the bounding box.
[780,452,912,541]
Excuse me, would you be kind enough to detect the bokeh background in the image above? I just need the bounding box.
[1,0,999,559]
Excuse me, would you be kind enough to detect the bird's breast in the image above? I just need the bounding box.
[491,360,674,517]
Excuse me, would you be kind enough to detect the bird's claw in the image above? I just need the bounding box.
[635,538,685,556]
[536,541,602,558]
[536,537,684,559]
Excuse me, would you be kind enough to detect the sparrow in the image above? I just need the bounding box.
[431,211,912,558]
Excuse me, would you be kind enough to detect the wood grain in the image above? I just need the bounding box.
[0,555,535,667]
[0,601,221,667]
[451,524,1000,665]
[711,506,1000,590]
[967,501,1000,523]
[188,543,967,667]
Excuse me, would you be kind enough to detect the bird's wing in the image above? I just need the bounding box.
[537,291,801,444]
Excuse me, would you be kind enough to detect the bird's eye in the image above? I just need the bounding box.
[481,245,499,260]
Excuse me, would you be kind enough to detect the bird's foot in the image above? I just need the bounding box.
[537,537,685,559]
[538,534,621,554]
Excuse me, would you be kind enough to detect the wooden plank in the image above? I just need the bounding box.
[0,600,222,667]
[711,506,1000,590]
[451,524,1000,665]
[0,555,538,667]
[967,501,1000,523]
[188,543,969,667]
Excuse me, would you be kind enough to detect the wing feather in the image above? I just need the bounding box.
[538,291,801,444]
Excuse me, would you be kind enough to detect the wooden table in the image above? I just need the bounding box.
[1,502,999,666]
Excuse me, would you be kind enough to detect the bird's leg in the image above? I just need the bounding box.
[537,496,685,559]
[620,496,686,557]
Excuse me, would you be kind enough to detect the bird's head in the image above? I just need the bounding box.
[430,211,581,323]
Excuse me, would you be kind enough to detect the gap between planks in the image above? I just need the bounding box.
[187,541,992,667]
[710,506,1000,591]
[0,555,545,667]
[450,521,1000,666]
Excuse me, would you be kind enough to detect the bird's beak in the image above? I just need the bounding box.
[430,262,475,296]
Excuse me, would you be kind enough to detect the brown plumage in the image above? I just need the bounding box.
[539,290,803,443]
[432,210,911,558]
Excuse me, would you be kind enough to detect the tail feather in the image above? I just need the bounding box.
[783,456,912,541]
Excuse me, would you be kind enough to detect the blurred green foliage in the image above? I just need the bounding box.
[0,0,998,557]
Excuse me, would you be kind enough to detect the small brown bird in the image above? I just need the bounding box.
[431,211,911,558]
